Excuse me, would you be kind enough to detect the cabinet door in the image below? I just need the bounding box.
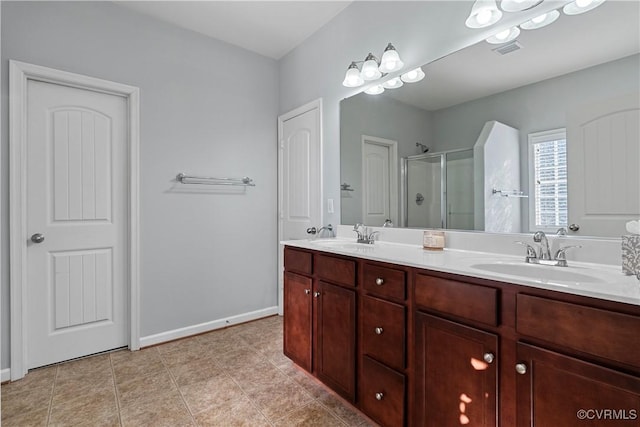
[316,281,356,401]
[516,342,640,427]
[283,272,313,371]
[415,313,498,427]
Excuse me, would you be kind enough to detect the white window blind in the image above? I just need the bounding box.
[528,129,567,230]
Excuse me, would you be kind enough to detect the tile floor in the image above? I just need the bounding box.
[1,315,376,426]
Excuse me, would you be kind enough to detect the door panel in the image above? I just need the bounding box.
[362,140,390,226]
[567,93,640,236]
[26,80,128,368]
[281,108,321,240]
[283,272,313,372]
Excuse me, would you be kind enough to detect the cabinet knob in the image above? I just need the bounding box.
[374,327,384,335]
[313,291,321,298]
[304,289,311,295]
[375,277,384,286]
[515,363,527,375]
[375,392,384,401]
[483,352,495,364]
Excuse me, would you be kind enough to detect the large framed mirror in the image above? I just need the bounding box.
[340,0,639,237]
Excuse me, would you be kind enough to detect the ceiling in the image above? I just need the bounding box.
[384,0,640,111]
[116,1,352,59]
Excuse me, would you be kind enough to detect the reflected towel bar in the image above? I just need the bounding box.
[492,188,528,198]
[176,173,255,187]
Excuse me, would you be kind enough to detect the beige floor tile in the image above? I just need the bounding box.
[48,388,119,427]
[160,344,212,368]
[56,354,112,381]
[111,349,167,385]
[317,388,371,426]
[244,376,314,420]
[287,368,328,399]
[194,395,270,427]
[168,358,223,387]
[272,401,346,427]
[1,385,53,421]
[180,374,246,415]
[52,373,115,405]
[120,391,194,427]
[116,369,176,408]
[0,408,49,427]
[214,346,263,371]
[226,359,285,389]
[1,366,57,396]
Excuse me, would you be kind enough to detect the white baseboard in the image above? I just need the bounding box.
[139,306,279,348]
[1,368,11,383]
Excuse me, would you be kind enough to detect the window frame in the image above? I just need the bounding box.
[527,128,567,233]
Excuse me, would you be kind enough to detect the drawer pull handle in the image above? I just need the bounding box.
[483,352,495,364]
[374,327,384,335]
[375,392,384,401]
[313,291,321,298]
[375,277,384,286]
[304,289,311,295]
[515,363,527,375]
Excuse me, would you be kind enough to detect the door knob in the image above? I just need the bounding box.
[31,233,45,244]
[306,227,317,235]
[569,224,580,232]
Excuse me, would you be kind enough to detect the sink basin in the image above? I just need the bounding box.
[470,262,605,284]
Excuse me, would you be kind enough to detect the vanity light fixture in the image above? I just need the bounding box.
[342,43,405,88]
[364,85,385,95]
[520,9,560,30]
[379,43,404,73]
[401,67,426,83]
[563,0,606,15]
[500,0,544,12]
[465,0,503,28]
[342,62,365,87]
[486,26,521,44]
[382,77,404,89]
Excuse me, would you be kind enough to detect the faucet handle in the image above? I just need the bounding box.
[515,241,538,259]
[554,245,582,260]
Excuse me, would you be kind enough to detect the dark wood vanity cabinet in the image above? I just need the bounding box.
[283,247,356,401]
[283,245,640,426]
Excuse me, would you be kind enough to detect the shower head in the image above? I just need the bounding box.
[416,142,429,153]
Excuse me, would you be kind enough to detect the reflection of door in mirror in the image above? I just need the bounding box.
[361,135,398,227]
[567,93,640,237]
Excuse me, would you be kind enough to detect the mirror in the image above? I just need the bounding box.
[340,1,639,237]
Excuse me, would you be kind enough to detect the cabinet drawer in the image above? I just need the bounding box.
[415,274,498,326]
[362,263,406,301]
[284,248,312,275]
[316,254,356,287]
[362,296,405,371]
[517,294,640,367]
[361,356,405,427]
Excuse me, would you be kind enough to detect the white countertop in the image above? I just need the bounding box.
[282,238,640,307]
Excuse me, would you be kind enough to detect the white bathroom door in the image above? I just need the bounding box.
[362,136,398,227]
[25,79,128,368]
[279,101,322,240]
[567,93,640,237]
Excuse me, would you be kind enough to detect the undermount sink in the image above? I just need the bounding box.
[469,262,605,284]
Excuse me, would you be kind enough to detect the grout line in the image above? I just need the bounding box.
[45,365,59,426]
[158,346,199,425]
[108,353,123,427]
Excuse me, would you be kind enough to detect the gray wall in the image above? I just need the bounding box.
[1,1,279,369]
[340,94,432,224]
[278,0,563,228]
[431,53,640,229]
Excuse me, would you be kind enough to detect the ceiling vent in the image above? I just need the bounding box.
[492,40,523,55]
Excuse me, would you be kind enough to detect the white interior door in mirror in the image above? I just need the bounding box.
[26,80,128,368]
[567,93,640,237]
[361,136,397,227]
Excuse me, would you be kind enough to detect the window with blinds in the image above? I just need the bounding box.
[528,129,567,230]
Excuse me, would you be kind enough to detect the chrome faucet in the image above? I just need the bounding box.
[353,224,378,244]
[533,231,552,260]
[306,224,334,237]
[515,231,582,267]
